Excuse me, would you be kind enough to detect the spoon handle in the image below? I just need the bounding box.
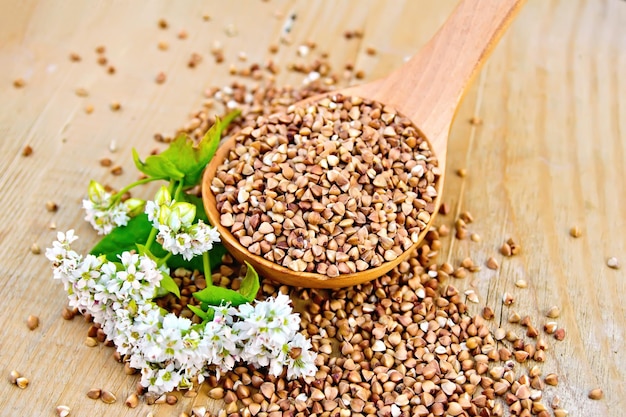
[363,0,526,161]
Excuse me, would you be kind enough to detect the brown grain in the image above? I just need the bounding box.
[27,315,39,330]
[569,226,582,238]
[588,388,603,400]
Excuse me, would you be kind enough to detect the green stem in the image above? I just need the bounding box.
[202,252,214,287]
[111,176,163,204]
[160,252,173,266]
[144,227,158,252]
[173,179,185,202]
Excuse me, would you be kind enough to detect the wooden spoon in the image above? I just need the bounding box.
[202,0,526,288]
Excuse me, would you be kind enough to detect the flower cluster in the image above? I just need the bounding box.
[83,181,144,235]
[145,186,221,260]
[46,230,165,331]
[46,231,317,394]
[54,118,317,395]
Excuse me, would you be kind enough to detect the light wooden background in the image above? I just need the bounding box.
[0,1,624,416]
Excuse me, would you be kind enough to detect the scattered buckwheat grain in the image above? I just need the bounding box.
[588,388,603,400]
[56,405,70,417]
[155,72,167,84]
[569,226,582,238]
[27,315,39,330]
[100,390,117,404]
[469,116,482,125]
[607,257,620,269]
[30,243,41,255]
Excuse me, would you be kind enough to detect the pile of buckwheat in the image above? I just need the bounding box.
[150,72,570,417]
[34,16,585,416]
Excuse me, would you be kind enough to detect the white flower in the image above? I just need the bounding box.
[146,187,220,260]
[47,231,317,396]
[145,200,160,226]
[157,221,220,261]
[46,230,81,283]
[235,293,300,346]
[104,252,164,304]
[201,317,239,372]
[284,333,317,379]
[143,363,182,394]
[83,181,131,235]
[189,221,221,252]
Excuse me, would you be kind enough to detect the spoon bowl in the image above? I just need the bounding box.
[203,0,526,288]
[203,131,438,288]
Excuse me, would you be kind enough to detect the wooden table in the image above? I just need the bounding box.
[1,1,624,416]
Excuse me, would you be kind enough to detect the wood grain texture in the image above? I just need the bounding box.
[0,1,624,416]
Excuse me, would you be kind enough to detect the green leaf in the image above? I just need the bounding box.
[90,214,153,259]
[198,110,240,169]
[157,135,205,186]
[145,111,239,187]
[193,286,248,307]
[187,304,209,320]
[238,262,260,302]
[132,148,184,180]
[135,243,155,260]
[159,272,181,298]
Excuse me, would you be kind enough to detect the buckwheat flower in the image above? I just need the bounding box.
[46,230,81,283]
[284,333,317,379]
[159,314,191,357]
[72,254,104,291]
[145,200,159,226]
[178,330,203,372]
[131,303,162,335]
[238,334,275,369]
[83,180,132,235]
[200,317,239,372]
[98,310,117,336]
[139,255,165,287]
[145,363,182,394]
[111,307,135,354]
[189,221,221,253]
[65,254,107,314]
[235,293,300,346]
[106,252,164,304]
[146,186,172,227]
[158,225,192,259]
[92,260,120,305]
[157,222,221,261]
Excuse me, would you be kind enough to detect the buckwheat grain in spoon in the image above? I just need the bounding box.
[203,0,527,288]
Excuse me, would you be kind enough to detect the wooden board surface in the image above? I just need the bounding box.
[0,0,624,416]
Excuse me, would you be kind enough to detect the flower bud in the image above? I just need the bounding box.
[172,202,196,227]
[158,205,172,228]
[126,299,138,316]
[87,180,107,203]
[124,198,146,217]
[154,186,172,207]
